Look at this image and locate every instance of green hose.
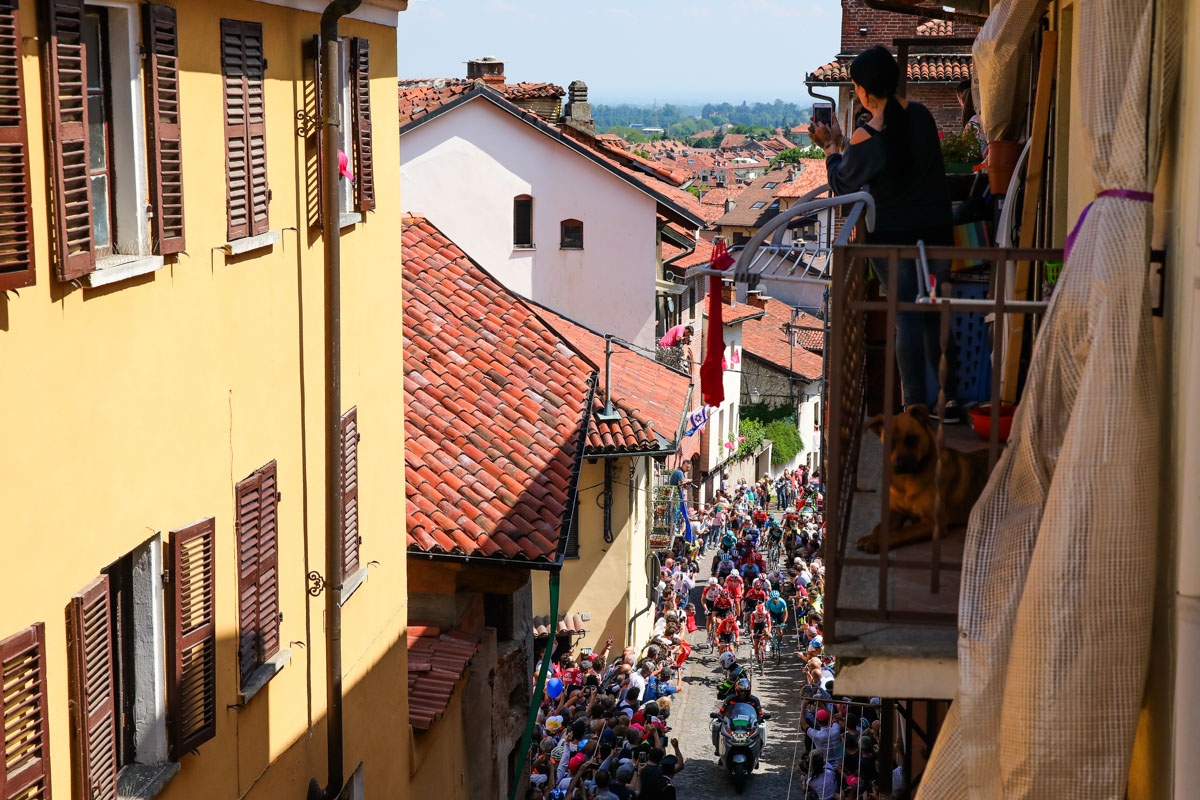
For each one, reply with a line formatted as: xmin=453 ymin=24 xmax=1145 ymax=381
xmin=509 ymin=570 xmax=559 ymax=800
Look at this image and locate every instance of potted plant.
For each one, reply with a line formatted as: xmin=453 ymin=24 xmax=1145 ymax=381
xmin=941 ymin=133 xmax=984 ymax=175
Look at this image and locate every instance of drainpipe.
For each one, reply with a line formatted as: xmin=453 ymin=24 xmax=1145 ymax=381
xmin=321 ymin=3 xmax=359 ymax=799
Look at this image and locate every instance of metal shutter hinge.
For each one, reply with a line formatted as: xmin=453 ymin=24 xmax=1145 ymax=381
xmin=161 ymin=569 xmax=170 ymax=585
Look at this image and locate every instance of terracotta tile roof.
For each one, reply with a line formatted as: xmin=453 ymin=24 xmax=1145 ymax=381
xmin=403 ymin=215 xmax=595 ymax=564
xmin=714 ymin=167 xmax=797 ymax=229
xmin=690 ymin=129 xmax=718 ymax=140
xmin=664 ymin=236 xmax=715 ymax=272
xmin=733 ymin=296 xmax=824 ymax=380
xmin=532 ymin=305 xmax=692 ymax=454
xmin=408 ymin=624 xmax=481 ymax=731
xmin=719 ymin=133 xmax=748 ymax=150
xmin=774 ymin=159 xmax=830 ymax=198
xmin=398 ymin=78 xmax=565 ymax=125
xmin=571 ymin=137 xmax=706 ymax=223
xmin=708 ymin=303 xmax=767 ymax=325
xmin=807 ymin=54 xmax=973 ymax=84
xmin=916 ymin=19 xmax=955 ymax=36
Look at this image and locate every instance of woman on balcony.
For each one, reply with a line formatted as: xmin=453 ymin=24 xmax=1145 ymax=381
xmin=811 ymin=45 xmax=959 ymax=419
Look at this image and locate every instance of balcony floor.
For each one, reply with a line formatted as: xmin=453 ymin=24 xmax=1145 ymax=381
xmin=829 ymin=424 xmax=993 ymax=660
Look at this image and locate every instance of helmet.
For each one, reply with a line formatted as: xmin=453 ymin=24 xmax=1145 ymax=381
xmin=708 ymin=577 xmax=718 ymax=586
xmin=756 ymin=603 xmax=766 ymax=614
xmin=719 ymin=652 xmax=738 ymax=670
xmin=734 ymin=677 xmax=751 ymax=698
xmin=771 ymin=590 xmax=781 ymax=599
xmin=754 ymin=578 xmax=764 ymax=589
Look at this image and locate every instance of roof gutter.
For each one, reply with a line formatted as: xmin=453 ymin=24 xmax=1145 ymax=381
xmin=553 ymin=371 xmax=599 ymax=566
xmin=318 ymin=3 xmax=359 ymax=800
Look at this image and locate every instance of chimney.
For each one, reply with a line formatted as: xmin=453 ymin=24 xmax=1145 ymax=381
xmin=747 ymin=290 xmax=768 ymax=310
xmin=724 ymin=199 xmax=736 ymax=213
xmin=563 ymin=80 xmax=594 ymax=135
xmin=466 ymin=56 xmax=505 ymax=87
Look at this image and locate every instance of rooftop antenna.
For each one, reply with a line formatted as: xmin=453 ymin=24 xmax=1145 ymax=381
xmin=595 ymin=334 xmax=622 ymax=422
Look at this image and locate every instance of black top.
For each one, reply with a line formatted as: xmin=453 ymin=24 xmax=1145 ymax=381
xmin=826 ymin=101 xmax=952 ymax=236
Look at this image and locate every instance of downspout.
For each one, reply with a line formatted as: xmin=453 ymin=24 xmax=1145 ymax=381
xmin=320 ymin=3 xmax=359 ymax=799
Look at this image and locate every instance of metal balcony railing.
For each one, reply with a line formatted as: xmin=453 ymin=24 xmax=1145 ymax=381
xmin=823 ymin=218 xmax=1060 ymax=644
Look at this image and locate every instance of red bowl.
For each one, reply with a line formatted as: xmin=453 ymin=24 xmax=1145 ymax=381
xmin=968 ymin=404 xmax=1016 ymax=442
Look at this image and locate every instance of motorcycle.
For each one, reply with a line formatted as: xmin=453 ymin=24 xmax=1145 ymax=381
xmin=710 ymin=704 xmax=770 ymax=793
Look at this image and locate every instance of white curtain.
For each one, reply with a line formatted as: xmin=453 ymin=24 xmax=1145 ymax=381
xmin=972 ymin=0 xmax=1049 ymax=142
xmin=917 ymin=0 xmax=1181 ymax=798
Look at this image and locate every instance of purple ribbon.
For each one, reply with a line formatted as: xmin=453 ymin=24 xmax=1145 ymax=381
xmin=1064 ymin=189 xmax=1154 ymax=260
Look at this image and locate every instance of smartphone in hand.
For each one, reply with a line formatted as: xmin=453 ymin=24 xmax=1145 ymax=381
xmin=812 ymin=102 xmax=833 ymax=127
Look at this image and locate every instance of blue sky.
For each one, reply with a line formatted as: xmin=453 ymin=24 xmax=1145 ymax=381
xmin=400 ymin=0 xmax=841 ymax=106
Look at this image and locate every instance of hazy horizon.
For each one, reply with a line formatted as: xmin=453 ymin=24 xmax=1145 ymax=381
xmin=400 ymin=0 xmax=841 ymax=107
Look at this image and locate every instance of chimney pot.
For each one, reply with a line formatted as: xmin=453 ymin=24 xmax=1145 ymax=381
xmin=467 ymin=56 xmax=505 ymax=86
xmin=724 ymin=199 xmax=735 ymax=213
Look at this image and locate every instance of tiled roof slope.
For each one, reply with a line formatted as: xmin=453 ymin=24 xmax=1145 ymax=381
xmin=774 ymin=159 xmax=830 ymax=198
xmin=408 ymin=624 xmax=481 ymax=730
xmin=916 ymin=19 xmax=954 ymax=36
xmin=714 ymin=167 xmax=794 ymax=228
xmin=532 ymin=305 xmax=692 ymax=454
xmin=735 ymin=296 xmax=824 ymax=380
xmin=720 ymin=133 xmax=747 ymax=150
xmin=664 ymin=236 xmax=715 ymax=272
xmin=398 ymin=78 xmax=565 ymax=125
xmin=808 ymin=54 xmax=972 ymax=84
xmin=403 ymin=214 xmax=595 ymax=563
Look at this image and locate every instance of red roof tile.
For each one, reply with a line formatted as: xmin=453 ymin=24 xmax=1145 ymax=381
xmin=407 ymin=624 xmax=481 ymax=730
xmin=403 ymin=215 xmax=594 ymax=563
xmin=774 ymin=159 xmax=830 ymax=198
xmin=807 ymin=54 xmax=973 ymax=84
xmin=664 ymin=236 xmax=716 ymax=272
xmin=916 ymin=19 xmax=955 ymax=36
xmin=398 ymin=78 xmax=565 ymax=125
xmin=719 ymin=133 xmax=748 ymax=150
xmin=734 ymin=296 xmax=824 ymax=380
xmin=533 ymin=306 xmax=692 ymax=454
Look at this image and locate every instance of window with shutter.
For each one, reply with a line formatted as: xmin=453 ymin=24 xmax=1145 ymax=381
xmin=166 ymin=518 xmax=216 ymax=758
xmin=340 ymin=407 xmax=360 ymax=579
xmin=40 ymin=0 xmax=95 ymax=281
xmin=66 ymin=576 xmax=118 ymax=800
xmin=307 ymin=35 xmax=324 ymax=230
xmin=0 ymin=623 xmax=52 ymax=800
xmin=0 ymin=0 xmax=33 ymax=291
xmin=350 ymin=38 xmax=373 ymax=213
xmin=142 ymin=3 xmax=185 ymax=255
xmin=220 ymin=19 xmax=268 ymax=241
xmin=236 ymin=461 xmax=280 ymax=692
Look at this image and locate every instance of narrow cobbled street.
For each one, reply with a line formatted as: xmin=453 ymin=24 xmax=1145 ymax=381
xmin=671 ymin=553 xmax=812 ymax=799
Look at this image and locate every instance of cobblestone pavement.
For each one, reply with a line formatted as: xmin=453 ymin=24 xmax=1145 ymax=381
xmin=670 ymin=545 xmax=812 ymax=799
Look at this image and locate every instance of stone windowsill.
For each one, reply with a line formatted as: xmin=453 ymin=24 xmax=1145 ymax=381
xmin=116 ymin=761 xmax=180 ymax=800
xmin=339 ymin=566 xmax=368 ymax=606
xmin=238 ymin=648 xmax=291 ymax=706
xmin=513 ymin=245 xmax=536 ymax=251
xmin=340 ymin=212 xmax=365 ymax=229
xmin=223 ymin=230 xmax=282 ymax=256
xmin=83 ymin=255 xmax=166 ymax=288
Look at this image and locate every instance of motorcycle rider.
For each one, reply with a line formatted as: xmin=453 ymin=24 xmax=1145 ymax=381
xmin=715 ymin=651 xmax=750 ymax=700
xmin=712 ymin=678 xmax=768 ymax=758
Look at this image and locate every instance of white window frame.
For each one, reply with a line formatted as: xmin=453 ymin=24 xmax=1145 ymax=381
xmin=83 ymin=0 xmax=162 ymax=287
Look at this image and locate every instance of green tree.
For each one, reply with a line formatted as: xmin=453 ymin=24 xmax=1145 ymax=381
xmin=765 ymin=420 xmax=803 ymax=466
xmin=730 ymin=418 xmax=766 ymax=462
xmin=605 ymin=125 xmax=648 ymax=144
xmin=771 ymin=146 xmax=826 ymax=167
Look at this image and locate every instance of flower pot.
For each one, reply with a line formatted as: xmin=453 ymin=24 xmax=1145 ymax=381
xmin=987 ymin=140 xmax=1022 ymax=195
xmin=968 ymin=404 xmax=1016 ymax=442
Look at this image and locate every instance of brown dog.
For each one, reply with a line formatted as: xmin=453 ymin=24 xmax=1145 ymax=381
xmin=856 ymin=405 xmax=990 ymax=553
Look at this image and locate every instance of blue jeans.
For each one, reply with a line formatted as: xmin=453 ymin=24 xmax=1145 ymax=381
xmin=870 ymin=233 xmax=958 ymax=409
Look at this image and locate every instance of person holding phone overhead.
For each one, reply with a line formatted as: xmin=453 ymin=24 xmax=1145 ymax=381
xmin=810 ymin=45 xmax=961 ymax=420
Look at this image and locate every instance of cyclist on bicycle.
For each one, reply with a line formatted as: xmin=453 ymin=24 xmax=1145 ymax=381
xmin=714 ymin=613 xmax=740 ymax=654
xmin=766 ymin=590 xmax=789 ymax=629
xmin=715 ymin=552 xmax=735 ymax=580
xmin=752 ymin=507 xmax=769 ymax=528
xmin=711 ymin=588 xmax=734 ymax=622
xmin=743 ymin=580 xmax=768 ymax=616
xmin=750 ymin=603 xmax=771 ymax=660
xmin=725 ymin=569 xmax=744 ymax=617
xmin=701 ymin=578 xmax=722 ymax=633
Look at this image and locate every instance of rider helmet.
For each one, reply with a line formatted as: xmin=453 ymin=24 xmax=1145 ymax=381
xmin=718 ymin=652 xmax=738 ymax=671
xmin=708 ymin=577 xmax=718 ymax=586
xmin=756 ymin=603 xmax=766 ymax=614
xmin=770 ymin=590 xmax=781 ymax=599
xmin=734 ymin=678 xmax=751 ymax=700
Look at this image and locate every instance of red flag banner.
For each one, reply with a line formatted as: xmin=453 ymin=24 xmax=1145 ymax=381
xmin=700 ymin=240 xmax=734 ymax=406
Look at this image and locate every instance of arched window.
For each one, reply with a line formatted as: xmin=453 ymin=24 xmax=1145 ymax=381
xmin=560 ymin=219 xmax=583 ymax=249
xmin=513 ymin=195 xmax=533 ymax=248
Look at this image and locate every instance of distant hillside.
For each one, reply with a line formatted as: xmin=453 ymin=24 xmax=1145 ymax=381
xmin=593 ymin=100 xmax=811 ymax=140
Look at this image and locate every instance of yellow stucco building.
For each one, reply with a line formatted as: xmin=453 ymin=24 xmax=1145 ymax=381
xmin=0 ymin=1 xmax=408 ymax=799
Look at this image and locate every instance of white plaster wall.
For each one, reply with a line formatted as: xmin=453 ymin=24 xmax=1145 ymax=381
xmin=705 ymin=323 xmax=745 ymax=473
xmin=400 ymin=99 xmax=660 ymax=347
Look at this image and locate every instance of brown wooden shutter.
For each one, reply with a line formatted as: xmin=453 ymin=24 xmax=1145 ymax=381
xmin=0 ymin=623 xmax=52 ymax=800
xmin=40 ymin=0 xmax=94 ymax=281
xmin=340 ymin=407 xmax=360 ymax=577
xmin=142 ymin=3 xmax=185 ymax=255
xmin=0 ymin=0 xmax=34 ymax=291
xmin=166 ymin=518 xmax=217 ymax=757
xmin=235 ymin=468 xmax=262 ymax=686
xmin=255 ymin=462 xmax=280 ymax=663
xmin=308 ymin=35 xmax=324 ymax=230
xmin=220 ymin=20 xmax=267 ymax=241
xmin=236 ymin=461 xmax=280 ymax=688
xmin=65 ymin=577 xmax=117 ymax=800
xmin=350 ymin=37 xmax=373 ymax=213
